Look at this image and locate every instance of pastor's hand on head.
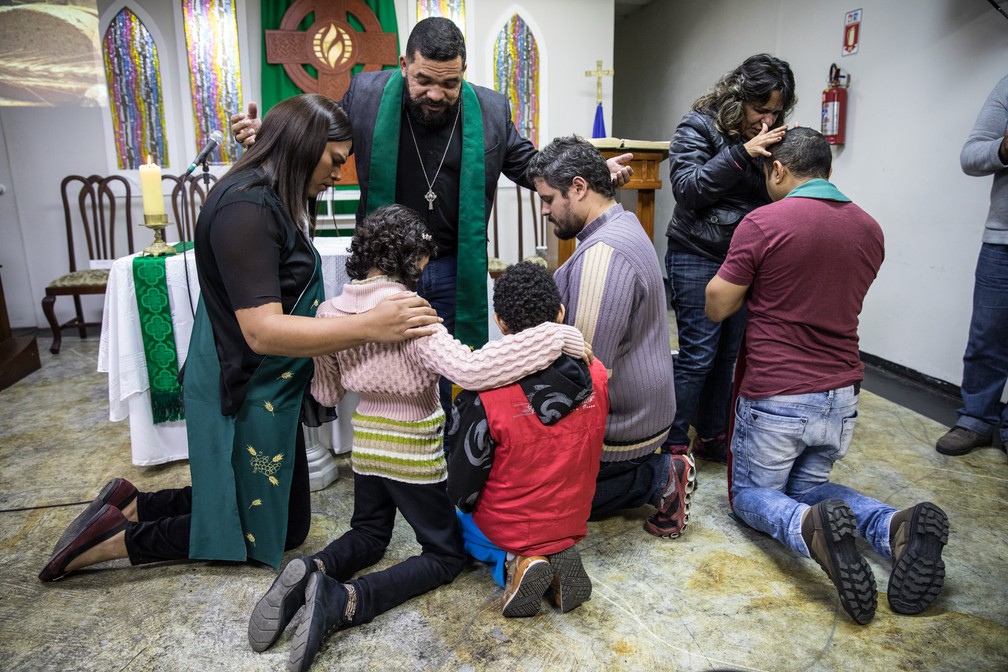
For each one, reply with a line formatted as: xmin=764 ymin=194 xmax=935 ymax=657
xmin=607 ymin=153 xmax=633 ymax=187
xmin=230 ymin=102 xmax=260 ymax=147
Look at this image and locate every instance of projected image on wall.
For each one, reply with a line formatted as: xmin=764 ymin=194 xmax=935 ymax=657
xmin=0 ymin=0 xmax=105 ymax=107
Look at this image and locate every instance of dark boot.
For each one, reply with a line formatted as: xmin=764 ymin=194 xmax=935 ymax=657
xmin=288 ymin=573 xmax=353 ymax=672
xmin=887 ymin=502 xmax=949 ymax=615
xmin=801 ymin=499 xmax=877 ymax=625
xmin=248 ymin=556 xmax=318 ymax=652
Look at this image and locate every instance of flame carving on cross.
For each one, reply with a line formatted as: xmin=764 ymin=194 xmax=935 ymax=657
xmin=265 ymin=0 xmax=399 ymax=101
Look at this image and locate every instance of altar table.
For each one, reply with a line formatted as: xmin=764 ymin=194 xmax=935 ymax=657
xmin=98 ymin=237 xmax=357 ymax=489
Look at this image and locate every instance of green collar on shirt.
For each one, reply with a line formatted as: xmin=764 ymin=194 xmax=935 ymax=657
xmin=785 ymin=178 xmax=851 ymax=202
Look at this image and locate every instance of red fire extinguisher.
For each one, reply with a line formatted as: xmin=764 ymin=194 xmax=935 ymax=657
xmin=821 ymin=64 xmax=849 ymax=145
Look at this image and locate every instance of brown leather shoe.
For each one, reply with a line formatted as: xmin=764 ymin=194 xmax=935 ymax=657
xmin=801 ymin=499 xmax=877 ymax=625
xmin=935 ymin=427 xmax=991 ymax=456
xmin=39 ymin=503 xmax=128 ymax=581
xmin=502 ymin=555 xmax=551 ymax=618
xmin=887 ymin=502 xmax=948 ymax=615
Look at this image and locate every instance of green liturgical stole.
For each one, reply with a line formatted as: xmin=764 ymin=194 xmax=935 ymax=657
xmin=368 ymin=71 xmax=488 ymax=348
xmin=132 ymin=242 xmax=193 ymax=424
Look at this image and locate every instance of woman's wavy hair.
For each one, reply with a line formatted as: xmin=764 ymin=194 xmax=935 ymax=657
xmin=692 ymin=54 xmax=797 ymax=140
xmin=345 ymin=204 xmax=436 ymax=290
xmin=226 ymin=93 xmax=352 ymax=229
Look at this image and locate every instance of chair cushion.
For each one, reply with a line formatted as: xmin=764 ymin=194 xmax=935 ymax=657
xmin=47 ymin=269 xmax=109 ymax=289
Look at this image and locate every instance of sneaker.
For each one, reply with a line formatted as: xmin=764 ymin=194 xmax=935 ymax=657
xmin=935 ymin=426 xmax=991 ymax=456
xmin=660 ymin=442 xmax=690 ymax=456
xmin=546 ymin=546 xmax=591 ymax=613
xmin=643 ymin=453 xmax=696 ymax=539
xmin=502 ymin=555 xmax=551 ymax=618
xmin=887 ymin=502 xmax=949 ymax=615
xmin=288 ymin=573 xmax=350 ymax=672
xmin=248 ymin=556 xmax=317 ymax=652
xmin=801 ymin=499 xmax=877 ymax=625
xmin=692 ymin=433 xmax=729 ymax=465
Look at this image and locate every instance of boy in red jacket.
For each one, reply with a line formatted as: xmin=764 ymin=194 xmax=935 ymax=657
xmin=446 ymin=261 xmax=609 ymax=617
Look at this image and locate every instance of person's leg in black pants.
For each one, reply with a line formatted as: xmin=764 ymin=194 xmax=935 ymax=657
xmin=311 ymin=472 xmax=397 ymax=580
xmin=590 ymin=454 xmax=666 ymax=520
xmin=345 ymin=478 xmax=465 ymax=624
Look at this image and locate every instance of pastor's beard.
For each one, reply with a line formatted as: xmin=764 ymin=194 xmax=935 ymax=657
xmin=405 ymin=92 xmax=460 ymax=127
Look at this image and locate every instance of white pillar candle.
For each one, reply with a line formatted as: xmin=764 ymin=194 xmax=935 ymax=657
xmin=139 ymin=156 xmax=164 ymax=216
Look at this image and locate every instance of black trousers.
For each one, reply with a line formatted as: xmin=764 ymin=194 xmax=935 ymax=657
xmin=312 ymin=472 xmax=466 ymax=624
xmin=589 ymin=453 xmax=665 ymax=520
xmin=123 ymin=431 xmax=310 ymax=564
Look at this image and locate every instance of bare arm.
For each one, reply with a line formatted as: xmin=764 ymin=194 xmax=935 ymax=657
xmin=705 ymin=275 xmax=749 ymax=323
xmin=235 ymin=292 xmax=439 ymax=357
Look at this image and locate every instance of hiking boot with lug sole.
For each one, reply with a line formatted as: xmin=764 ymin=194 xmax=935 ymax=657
xmin=802 ymin=499 xmax=877 ymax=625
xmin=887 ymin=502 xmax=949 ymax=615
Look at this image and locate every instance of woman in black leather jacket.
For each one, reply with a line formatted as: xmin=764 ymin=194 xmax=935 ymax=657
xmin=663 ymin=54 xmax=796 ymax=467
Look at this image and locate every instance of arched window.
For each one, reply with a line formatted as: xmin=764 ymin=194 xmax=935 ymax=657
xmin=493 ymin=13 xmax=539 ymax=148
xmin=415 ymin=0 xmax=466 ymax=38
xmin=103 ymin=8 xmax=168 ymax=169
xmin=181 ymin=0 xmax=242 ymax=165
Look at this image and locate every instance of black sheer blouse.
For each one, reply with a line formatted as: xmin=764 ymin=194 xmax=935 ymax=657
xmin=192 ymin=168 xmax=316 ymax=415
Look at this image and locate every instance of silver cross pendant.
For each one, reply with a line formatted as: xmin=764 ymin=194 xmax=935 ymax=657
xmin=424 ymin=189 xmax=437 ymax=211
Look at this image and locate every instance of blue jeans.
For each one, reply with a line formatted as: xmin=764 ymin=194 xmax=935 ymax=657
xmin=957 ymin=243 xmax=1008 ymax=443
xmin=665 ymin=248 xmax=747 ymax=446
xmin=416 ymin=256 xmax=458 ymax=415
xmin=730 ymin=386 xmax=896 ymax=559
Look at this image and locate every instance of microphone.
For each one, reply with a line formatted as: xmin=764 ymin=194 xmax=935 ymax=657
xmin=183 ymin=130 xmax=224 ymax=177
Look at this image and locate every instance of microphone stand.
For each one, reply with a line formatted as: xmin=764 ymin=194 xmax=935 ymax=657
xmin=200 ymin=158 xmax=212 ymax=191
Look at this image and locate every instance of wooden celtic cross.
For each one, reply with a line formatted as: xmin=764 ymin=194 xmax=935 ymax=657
xmin=265 ymin=0 xmax=398 ymax=101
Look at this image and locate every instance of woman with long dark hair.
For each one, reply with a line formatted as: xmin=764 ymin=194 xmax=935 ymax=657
xmin=657 ymin=54 xmax=796 ymax=537
xmin=40 ymin=94 xmax=441 ymax=580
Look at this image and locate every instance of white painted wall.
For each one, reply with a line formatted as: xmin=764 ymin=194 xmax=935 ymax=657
xmin=614 ymin=0 xmax=1008 ymax=387
xmin=0 ymin=0 xmax=613 ymax=333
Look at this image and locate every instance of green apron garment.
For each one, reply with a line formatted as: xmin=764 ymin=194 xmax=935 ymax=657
xmin=367 ymin=71 xmax=488 ymax=348
xmin=185 ymin=247 xmax=324 ymax=568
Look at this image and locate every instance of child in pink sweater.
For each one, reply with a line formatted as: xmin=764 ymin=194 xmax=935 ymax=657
xmin=248 ymin=204 xmax=587 ymax=671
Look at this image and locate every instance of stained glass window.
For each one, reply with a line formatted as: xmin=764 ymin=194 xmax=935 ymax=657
xmin=493 ymin=14 xmax=539 ymax=148
xmin=415 ymin=0 xmax=465 ymax=38
xmin=181 ymin=0 xmax=242 ymax=165
xmin=103 ymin=8 xmax=168 ymax=169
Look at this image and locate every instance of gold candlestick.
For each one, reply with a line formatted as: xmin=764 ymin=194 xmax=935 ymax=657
xmin=142 ymin=213 xmax=177 ymax=257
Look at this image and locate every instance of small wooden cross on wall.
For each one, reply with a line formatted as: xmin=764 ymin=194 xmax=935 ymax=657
xmin=585 ymin=60 xmax=614 ymax=104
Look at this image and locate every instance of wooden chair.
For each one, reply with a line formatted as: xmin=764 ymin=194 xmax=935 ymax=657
xmin=42 ymin=174 xmax=135 ymax=354
xmin=162 ymin=172 xmax=218 ymax=242
xmin=488 ymin=184 xmax=545 ymax=278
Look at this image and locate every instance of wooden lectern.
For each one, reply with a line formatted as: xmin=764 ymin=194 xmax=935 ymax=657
xmin=550 ymin=139 xmax=669 ymax=267
xmin=0 ymin=267 xmax=40 ymax=391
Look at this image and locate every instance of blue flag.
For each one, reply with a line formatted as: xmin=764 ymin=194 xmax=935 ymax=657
xmin=592 ymin=102 xmax=606 ymax=138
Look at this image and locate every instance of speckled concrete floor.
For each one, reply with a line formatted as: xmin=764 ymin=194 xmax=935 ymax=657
xmin=1 ymin=337 xmax=1006 ymax=671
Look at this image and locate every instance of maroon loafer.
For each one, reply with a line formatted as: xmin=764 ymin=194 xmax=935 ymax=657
xmin=39 ymin=503 xmax=128 ymax=582
xmin=51 ymin=478 xmax=137 ymax=555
